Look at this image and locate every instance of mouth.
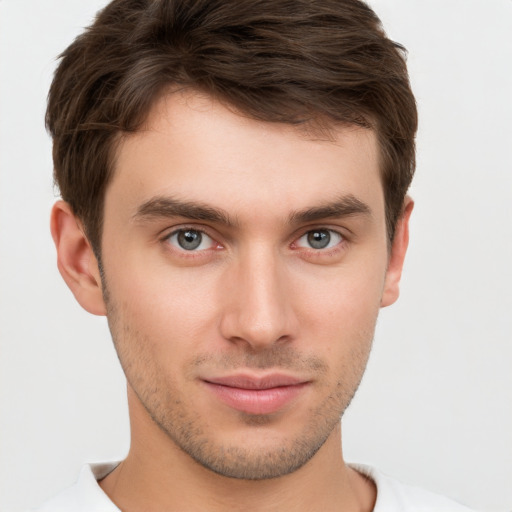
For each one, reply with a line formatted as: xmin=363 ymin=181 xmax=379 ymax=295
xmin=202 ymin=373 xmax=310 ymax=415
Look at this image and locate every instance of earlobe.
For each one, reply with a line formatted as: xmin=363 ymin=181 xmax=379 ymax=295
xmin=50 ymin=200 xmax=107 ymax=316
xmin=380 ymin=197 xmax=414 ymax=308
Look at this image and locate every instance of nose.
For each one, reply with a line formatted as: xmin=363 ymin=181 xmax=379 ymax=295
xmin=219 ymin=247 xmax=296 ymax=350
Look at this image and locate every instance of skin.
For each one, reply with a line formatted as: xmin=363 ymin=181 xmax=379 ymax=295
xmin=51 ymin=90 xmax=412 ymax=512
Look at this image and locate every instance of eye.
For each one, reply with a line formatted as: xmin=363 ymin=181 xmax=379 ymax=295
xmin=296 ymin=229 xmax=343 ymax=250
xmin=166 ymin=229 xmax=216 ymax=251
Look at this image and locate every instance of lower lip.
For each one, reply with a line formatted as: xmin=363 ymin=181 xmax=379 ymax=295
xmin=204 ymin=382 xmax=308 ymax=415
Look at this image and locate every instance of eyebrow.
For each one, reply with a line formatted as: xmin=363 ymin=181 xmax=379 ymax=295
xmin=289 ymin=194 xmax=372 ymax=224
xmin=133 ymin=196 xmax=237 ymax=227
xmin=133 ymin=193 xmax=371 ymax=227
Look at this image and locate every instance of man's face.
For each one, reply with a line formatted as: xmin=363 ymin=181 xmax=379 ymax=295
xmin=99 ymin=91 xmax=395 ymax=479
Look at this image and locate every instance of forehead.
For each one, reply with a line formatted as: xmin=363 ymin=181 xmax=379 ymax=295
xmin=107 ymin=90 xmax=384 ymax=223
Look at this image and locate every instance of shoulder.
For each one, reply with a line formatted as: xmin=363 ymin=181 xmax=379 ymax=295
xmin=350 ymin=464 xmax=479 ymax=512
xmin=31 ymin=463 xmax=120 ymax=512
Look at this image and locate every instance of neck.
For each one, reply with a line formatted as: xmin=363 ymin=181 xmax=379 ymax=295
xmin=99 ymin=389 xmax=375 ymax=512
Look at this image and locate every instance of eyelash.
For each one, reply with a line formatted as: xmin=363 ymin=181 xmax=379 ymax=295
xmin=161 ymin=226 xmax=347 ymax=259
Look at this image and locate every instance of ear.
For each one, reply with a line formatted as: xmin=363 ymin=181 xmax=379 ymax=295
xmin=381 ymin=197 xmax=414 ymax=308
xmin=50 ymin=200 xmax=106 ymax=316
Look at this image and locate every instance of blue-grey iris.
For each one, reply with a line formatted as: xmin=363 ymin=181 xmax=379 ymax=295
xmin=177 ymin=230 xmax=202 ymax=250
xmin=307 ymin=230 xmax=330 ymax=249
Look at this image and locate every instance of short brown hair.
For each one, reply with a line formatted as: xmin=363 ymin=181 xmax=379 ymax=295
xmin=46 ymin=0 xmax=417 ymax=254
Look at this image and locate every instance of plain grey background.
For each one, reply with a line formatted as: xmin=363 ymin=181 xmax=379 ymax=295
xmin=1 ymin=1 xmax=511 ymax=511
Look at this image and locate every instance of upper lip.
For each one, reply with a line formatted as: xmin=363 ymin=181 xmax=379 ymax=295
xmin=203 ymin=373 xmax=307 ymax=390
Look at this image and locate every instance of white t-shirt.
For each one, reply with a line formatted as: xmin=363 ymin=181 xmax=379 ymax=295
xmin=33 ymin=462 xmax=477 ymax=511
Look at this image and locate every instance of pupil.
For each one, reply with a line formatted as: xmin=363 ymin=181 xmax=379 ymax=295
xmin=307 ymin=230 xmax=330 ymax=249
xmin=178 ymin=230 xmax=202 ymax=250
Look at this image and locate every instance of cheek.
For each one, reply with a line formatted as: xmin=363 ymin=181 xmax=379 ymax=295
xmin=105 ymin=258 xmax=223 ymax=352
xmin=294 ymin=259 xmax=386 ymax=329
xmin=289 ymin=257 xmax=386 ymax=378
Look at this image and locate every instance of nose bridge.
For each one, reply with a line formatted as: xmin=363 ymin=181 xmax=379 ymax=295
xmin=221 ymin=243 xmax=293 ymax=348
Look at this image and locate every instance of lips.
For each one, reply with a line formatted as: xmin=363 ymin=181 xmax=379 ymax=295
xmin=202 ymin=373 xmax=309 ymax=415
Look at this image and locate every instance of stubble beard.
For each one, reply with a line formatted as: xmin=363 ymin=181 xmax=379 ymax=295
xmin=150 ymin=373 xmax=359 ymax=480
xmin=103 ymin=281 xmax=374 ymax=481
xmin=132 ymin=363 xmax=365 ymax=480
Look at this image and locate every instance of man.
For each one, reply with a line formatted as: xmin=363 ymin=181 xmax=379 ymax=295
xmin=37 ymin=0 xmax=476 ymax=510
